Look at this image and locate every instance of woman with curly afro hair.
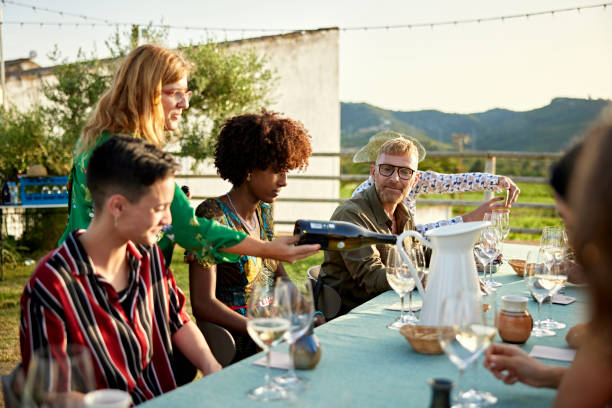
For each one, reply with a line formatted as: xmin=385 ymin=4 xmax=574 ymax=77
xmin=186 ymin=110 xmax=312 ymax=362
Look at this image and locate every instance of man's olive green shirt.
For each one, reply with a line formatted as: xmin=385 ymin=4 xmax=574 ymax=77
xmin=320 ymin=185 xmax=415 ymax=314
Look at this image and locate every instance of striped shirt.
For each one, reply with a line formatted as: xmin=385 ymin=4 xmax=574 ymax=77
xmin=20 ymin=230 xmax=190 ymax=404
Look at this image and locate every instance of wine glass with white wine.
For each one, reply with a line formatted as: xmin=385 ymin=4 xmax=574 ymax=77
xmin=273 ymin=277 xmax=314 ymax=392
xmin=438 ymin=292 xmax=496 ymax=407
xmin=246 ymin=279 xmax=291 ymax=401
xmin=386 ymin=246 xmax=417 ymax=329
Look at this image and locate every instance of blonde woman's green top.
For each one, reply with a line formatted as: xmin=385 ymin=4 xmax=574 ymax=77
xmin=59 ymin=132 xmax=245 ymax=264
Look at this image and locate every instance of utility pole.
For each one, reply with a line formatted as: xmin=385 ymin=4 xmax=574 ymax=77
xmin=0 ymin=3 xmax=6 ymax=108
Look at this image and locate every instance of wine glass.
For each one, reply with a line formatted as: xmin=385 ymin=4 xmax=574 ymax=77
xmin=22 ymin=344 xmax=96 ymax=408
xmin=246 ymin=279 xmax=291 ymax=401
xmin=474 ymin=231 xmax=499 ymax=288
xmin=462 ymin=291 xmax=499 ymax=406
xmin=525 ymin=249 xmax=556 ymax=337
xmin=438 ymin=292 xmax=496 ymax=407
xmin=386 ymin=246 xmax=417 ymax=329
xmin=540 ymin=226 xmax=564 ymax=250
xmin=540 ymin=251 xmax=569 ymax=331
xmin=483 ymin=213 xmax=503 ymax=288
xmin=273 ymin=277 xmax=314 ymax=391
xmin=495 ymin=210 xmax=510 ymax=240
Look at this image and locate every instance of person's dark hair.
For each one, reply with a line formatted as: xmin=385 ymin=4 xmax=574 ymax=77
xmin=549 ymin=143 xmax=583 ymax=201
xmin=214 ymin=110 xmax=312 ymax=186
xmin=87 ymin=135 xmax=178 ymax=210
xmin=570 ymin=112 xmax=612 ymax=342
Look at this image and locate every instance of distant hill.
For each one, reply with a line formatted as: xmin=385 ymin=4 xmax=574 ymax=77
xmin=341 ymin=98 xmax=610 ymax=152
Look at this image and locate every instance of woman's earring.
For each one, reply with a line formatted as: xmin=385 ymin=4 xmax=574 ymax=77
xmin=247 ymin=174 xmax=251 ymax=182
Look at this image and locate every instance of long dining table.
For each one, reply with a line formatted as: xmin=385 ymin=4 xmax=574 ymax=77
xmin=142 ymin=243 xmax=588 ymax=407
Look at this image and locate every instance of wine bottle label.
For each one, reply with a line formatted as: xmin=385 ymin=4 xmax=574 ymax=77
xmin=309 ymin=222 xmax=335 ymax=230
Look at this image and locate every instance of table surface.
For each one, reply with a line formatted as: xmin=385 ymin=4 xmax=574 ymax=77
xmin=142 ymin=243 xmax=587 ymax=408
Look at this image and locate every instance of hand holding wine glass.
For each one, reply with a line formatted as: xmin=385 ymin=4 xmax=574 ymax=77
xmin=273 ymin=277 xmax=314 ymax=391
xmin=246 ymin=279 xmax=291 ymax=401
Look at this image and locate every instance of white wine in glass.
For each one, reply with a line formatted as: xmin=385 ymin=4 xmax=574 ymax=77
xmin=438 ymin=292 xmax=494 ymax=407
xmin=246 ymin=280 xmax=290 ymax=401
xmin=273 ymin=277 xmax=314 ymax=391
xmin=386 ymin=246 xmax=417 ymax=329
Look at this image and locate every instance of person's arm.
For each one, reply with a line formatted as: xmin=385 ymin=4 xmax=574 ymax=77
xmin=220 ymin=234 xmax=320 ymax=263
xmin=484 ymin=343 xmax=565 ymax=388
xmin=553 ymin=335 xmax=612 ymax=407
xmin=172 ymin=321 xmax=221 ymax=376
xmin=189 ymin=261 xmax=248 ymax=334
xmin=416 ymin=171 xmax=520 ymax=205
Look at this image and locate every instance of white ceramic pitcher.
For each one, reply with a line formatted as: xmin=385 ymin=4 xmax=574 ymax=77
xmin=396 ymin=221 xmax=490 ymax=326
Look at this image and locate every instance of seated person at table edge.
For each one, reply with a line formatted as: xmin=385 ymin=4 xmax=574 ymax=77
xmin=320 ymin=137 xmax=418 ymax=315
xmin=20 ymin=136 xmax=220 ymax=404
xmin=187 ymin=110 xmax=312 ymax=362
xmin=484 ymin=114 xmax=612 ymax=407
xmin=352 ymin=130 xmax=520 ymax=234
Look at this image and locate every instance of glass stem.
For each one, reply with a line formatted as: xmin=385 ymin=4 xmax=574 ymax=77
xmin=547 ymin=295 xmax=553 ymax=321
xmin=536 ymin=299 xmax=543 ymax=327
xmin=456 ymin=367 xmax=466 ymax=404
xmin=399 ymin=295 xmax=405 ymax=322
xmin=265 ymin=348 xmax=271 ymax=388
xmin=408 ymin=291 xmax=414 ymax=319
xmin=287 ymin=341 xmax=297 ymax=380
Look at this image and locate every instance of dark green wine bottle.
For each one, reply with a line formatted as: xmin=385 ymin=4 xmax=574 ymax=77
xmin=293 ymin=220 xmax=397 ymax=251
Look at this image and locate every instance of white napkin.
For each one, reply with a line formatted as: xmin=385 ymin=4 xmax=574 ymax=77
xmin=552 ymin=294 xmax=576 ymax=305
xmin=385 ymin=299 xmax=422 ymax=312
xmin=253 ymin=351 xmax=291 ymax=370
xmin=529 ymin=345 xmax=576 ymax=362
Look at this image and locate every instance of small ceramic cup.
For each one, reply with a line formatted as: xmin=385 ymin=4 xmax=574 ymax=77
xmin=497 ymin=295 xmax=533 ymax=344
xmin=83 ymin=389 xmax=132 ymax=408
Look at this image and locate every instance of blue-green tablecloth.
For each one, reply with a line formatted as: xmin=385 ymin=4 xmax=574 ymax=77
xmin=142 ymin=243 xmax=588 ymax=407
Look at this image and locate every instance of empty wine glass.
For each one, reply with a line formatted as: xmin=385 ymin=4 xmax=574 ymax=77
xmin=493 ymin=210 xmax=510 ymax=240
xmin=438 ymin=292 xmax=496 ymax=407
xmin=474 ymin=230 xmax=499 ymax=288
xmin=22 ymin=344 xmax=96 ymax=408
xmin=246 ymin=279 xmax=291 ymax=401
xmin=540 ymin=226 xmax=564 ymax=250
xmin=273 ymin=277 xmax=314 ymax=391
xmin=386 ymin=246 xmax=417 ymax=329
xmin=483 ymin=213 xmax=503 ymax=288
xmin=525 ymin=249 xmax=556 ymax=337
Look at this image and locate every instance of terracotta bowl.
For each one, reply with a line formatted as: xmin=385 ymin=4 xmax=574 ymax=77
xmin=508 ymin=259 xmax=526 ymax=277
xmin=400 ymin=325 xmax=452 ymax=355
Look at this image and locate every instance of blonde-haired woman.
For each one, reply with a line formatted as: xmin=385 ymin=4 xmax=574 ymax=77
xmin=60 ymin=44 xmax=318 ymax=266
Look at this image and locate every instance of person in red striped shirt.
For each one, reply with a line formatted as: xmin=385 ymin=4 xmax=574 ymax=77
xmin=20 ymin=136 xmax=220 ymax=404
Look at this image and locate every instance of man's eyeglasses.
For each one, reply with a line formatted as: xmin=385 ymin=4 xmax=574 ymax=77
xmin=378 ymin=164 xmax=415 ymax=180
xmin=162 ymin=89 xmax=193 ymax=103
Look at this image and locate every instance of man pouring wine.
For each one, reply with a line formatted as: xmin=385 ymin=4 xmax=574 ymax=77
xmin=319 ymin=137 xmax=421 ymax=315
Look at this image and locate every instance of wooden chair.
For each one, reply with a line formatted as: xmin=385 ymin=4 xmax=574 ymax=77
xmin=195 ymin=319 xmax=237 ymax=367
xmin=1 ymin=364 xmax=22 ymax=408
xmin=307 ymin=265 xmax=342 ymax=320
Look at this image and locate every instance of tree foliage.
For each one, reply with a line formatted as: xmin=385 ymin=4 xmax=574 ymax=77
xmin=0 ymin=24 xmax=275 ymax=182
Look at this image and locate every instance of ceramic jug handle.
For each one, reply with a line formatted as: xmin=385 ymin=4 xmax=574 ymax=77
xmin=396 ymin=231 xmax=429 ymax=298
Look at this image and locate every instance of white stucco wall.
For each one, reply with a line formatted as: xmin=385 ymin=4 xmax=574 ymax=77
xmin=175 ymin=28 xmax=340 ymax=233
xmin=5 ymin=28 xmax=341 ymax=234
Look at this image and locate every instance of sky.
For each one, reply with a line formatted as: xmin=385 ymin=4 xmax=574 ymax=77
xmin=2 ymin=0 xmax=611 ymax=113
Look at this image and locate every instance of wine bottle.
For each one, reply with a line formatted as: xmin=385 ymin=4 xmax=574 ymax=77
xmin=428 ymin=378 xmax=452 ymax=408
xmin=293 ymin=220 xmax=397 ymax=251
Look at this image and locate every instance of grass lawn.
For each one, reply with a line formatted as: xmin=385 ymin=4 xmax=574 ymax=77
xmin=0 ymin=246 xmax=321 ymax=407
